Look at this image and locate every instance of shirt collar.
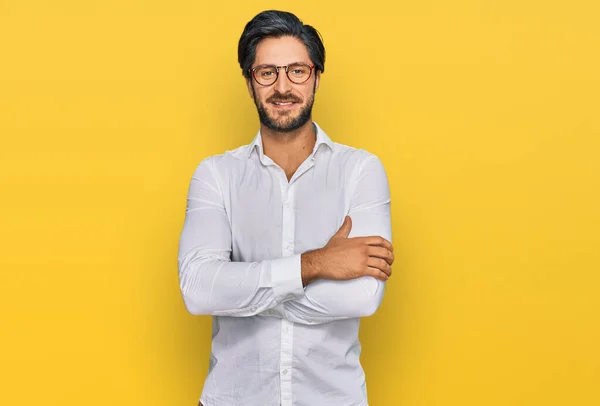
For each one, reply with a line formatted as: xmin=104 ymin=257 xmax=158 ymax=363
xmin=247 ymin=122 xmax=334 ymax=159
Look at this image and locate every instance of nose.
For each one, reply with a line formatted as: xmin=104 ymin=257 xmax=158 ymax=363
xmin=273 ymin=68 xmax=293 ymax=94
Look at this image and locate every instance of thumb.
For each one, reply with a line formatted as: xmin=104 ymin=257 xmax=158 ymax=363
xmin=333 ymin=216 xmax=352 ymax=238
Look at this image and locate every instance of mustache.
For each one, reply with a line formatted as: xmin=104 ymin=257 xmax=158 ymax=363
xmin=266 ymin=93 xmax=302 ymax=103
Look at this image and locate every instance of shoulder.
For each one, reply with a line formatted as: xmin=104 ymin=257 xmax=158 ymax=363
xmin=192 ymin=143 xmax=253 ymax=177
xmin=329 ymin=141 xmax=386 ymax=175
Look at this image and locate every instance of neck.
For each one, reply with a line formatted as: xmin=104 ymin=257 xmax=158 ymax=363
xmin=260 ymin=120 xmax=316 ymax=180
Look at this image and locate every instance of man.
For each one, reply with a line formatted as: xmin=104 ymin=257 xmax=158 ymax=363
xmin=178 ymin=10 xmax=394 ymax=406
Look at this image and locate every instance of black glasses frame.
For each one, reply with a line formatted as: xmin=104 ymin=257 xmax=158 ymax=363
xmin=249 ymin=63 xmax=315 ymax=86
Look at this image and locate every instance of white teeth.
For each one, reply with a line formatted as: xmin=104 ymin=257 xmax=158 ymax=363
xmin=274 ymin=102 xmax=293 ymax=105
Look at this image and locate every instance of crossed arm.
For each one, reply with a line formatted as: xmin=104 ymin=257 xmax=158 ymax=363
xmin=177 ymin=154 xmax=392 ymax=324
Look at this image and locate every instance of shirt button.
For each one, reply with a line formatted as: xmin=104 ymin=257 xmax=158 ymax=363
xmin=282 ymin=369 xmax=288 ymax=375
xmin=286 ymin=294 xmax=295 ymax=300
xmin=284 ymin=202 xmax=290 ymax=208
xmin=283 ymin=327 xmax=289 ymax=333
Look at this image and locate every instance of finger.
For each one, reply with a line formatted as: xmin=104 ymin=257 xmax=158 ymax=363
xmin=333 ymin=216 xmax=352 ymax=238
xmin=342 ymin=216 xmax=353 ymax=237
xmin=367 ymin=246 xmax=394 ymax=265
xmin=366 ymin=266 xmax=389 ymax=281
xmin=355 ymin=236 xmax=393 ymax=252
xmin=367 ymin=257 xmax=392 ymax=277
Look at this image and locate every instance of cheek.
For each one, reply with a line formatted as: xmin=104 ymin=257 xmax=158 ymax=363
xmin=255 ymin=89 xmax=271 ymax=104
xmin=300 ymin=89 xmax=314 ymax=104
xmin=250 ymin=82 xmax=267 ymax=101
xmin=300 ymin=83 xmax=316 ymax=100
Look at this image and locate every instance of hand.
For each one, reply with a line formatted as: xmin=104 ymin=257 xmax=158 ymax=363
xmin=301 ymin=216 xmax=394 ymax=286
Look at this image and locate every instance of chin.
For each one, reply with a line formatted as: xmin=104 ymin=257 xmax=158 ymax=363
xmin=257 ymin=100 xmax=313 ymax=133
xmin=267 ymin=113 xmax=298 ymax=125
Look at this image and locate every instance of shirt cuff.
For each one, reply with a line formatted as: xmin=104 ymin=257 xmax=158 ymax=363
xmin=271 ymin=254 xmax=305 ymax=304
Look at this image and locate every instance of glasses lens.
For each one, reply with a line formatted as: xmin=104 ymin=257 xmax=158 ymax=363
xmin=255 ymin=65 xmax=277 ymax=85
xmin=287 ymin=63 xmax=312 ymax=84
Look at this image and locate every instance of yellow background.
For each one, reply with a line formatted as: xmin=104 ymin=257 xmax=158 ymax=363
xmin=1 ymin=0 xmax=599 ymax=405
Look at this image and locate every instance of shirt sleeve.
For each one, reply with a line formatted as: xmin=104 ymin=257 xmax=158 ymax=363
xmin=271 ymin=153 xmax=392 ymax=324
xmin=177 ymin=157 xmax=305 ymax=317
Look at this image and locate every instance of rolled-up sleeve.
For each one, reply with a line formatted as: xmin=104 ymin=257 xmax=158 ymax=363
xmin=177 ymin=157 xmax=305 ymax=316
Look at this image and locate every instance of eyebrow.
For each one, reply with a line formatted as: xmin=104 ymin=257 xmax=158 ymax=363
xmin=253 ymin=61 xmax=309 ymax=67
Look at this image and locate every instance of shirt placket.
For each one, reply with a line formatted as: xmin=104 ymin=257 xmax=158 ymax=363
xmin=276 ymin=153 xmax=317 ymax=406
xmin=279 ymin=177 xmax=296 ymax=406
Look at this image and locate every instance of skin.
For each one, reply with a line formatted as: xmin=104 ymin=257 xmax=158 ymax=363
xmin=246 ymin=36 xmax=395 ymax=287
xmin=246 ymin=36 xmax=320 ymax=181
xmin=301 ymin=216 xmax=394 ymax=286
xmin=196 ymin=32 xmax=395 ymax=406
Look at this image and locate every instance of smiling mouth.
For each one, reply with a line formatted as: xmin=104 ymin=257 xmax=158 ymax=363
xmin=273 ymin=101 xmax=295 ymax=105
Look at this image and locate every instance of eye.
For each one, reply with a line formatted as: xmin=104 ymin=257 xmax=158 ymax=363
xmin=288 ymin=64 xmax=310 ymax=77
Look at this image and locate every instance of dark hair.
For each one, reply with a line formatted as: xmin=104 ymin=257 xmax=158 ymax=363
xmin=238 ymin=10 xmax=325 ymax=80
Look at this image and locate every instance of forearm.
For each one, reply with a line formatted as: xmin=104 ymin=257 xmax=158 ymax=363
xmin=259 ymin=250 xmax=386 ymax=325
xmin=179 ymin=251 xmax=304 ymax=316
xmin=281 ymin=277 xmax=385 ymax=324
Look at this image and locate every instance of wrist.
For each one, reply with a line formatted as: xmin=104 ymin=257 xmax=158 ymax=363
xmin=301 ymin=249 xmax=322 ymax=287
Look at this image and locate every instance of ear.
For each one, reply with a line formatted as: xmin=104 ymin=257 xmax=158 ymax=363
xmin=314 ymin=70 xmax=321 ymax=92
xmin=246 ymin=77 xmax=254 ymax=99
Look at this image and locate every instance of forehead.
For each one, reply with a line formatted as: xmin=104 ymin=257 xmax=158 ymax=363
xmin=254 ymin=36 xmax=311 ymax=66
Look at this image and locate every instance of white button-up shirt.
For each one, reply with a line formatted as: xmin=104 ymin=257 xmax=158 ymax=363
xmin=178 ymin=122 xmax=392 ymax=406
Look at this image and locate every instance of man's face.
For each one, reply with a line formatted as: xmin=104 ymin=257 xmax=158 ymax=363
xmin=247 ymin=36 xmax=320 ymax=133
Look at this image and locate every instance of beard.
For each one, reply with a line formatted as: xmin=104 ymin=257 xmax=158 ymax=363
xmin=252 ymin=84 xmax=315 ymax=133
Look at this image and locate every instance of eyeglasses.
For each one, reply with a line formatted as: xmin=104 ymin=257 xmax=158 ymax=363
xmin=249 ymin=63 xmax=315 ymax=86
